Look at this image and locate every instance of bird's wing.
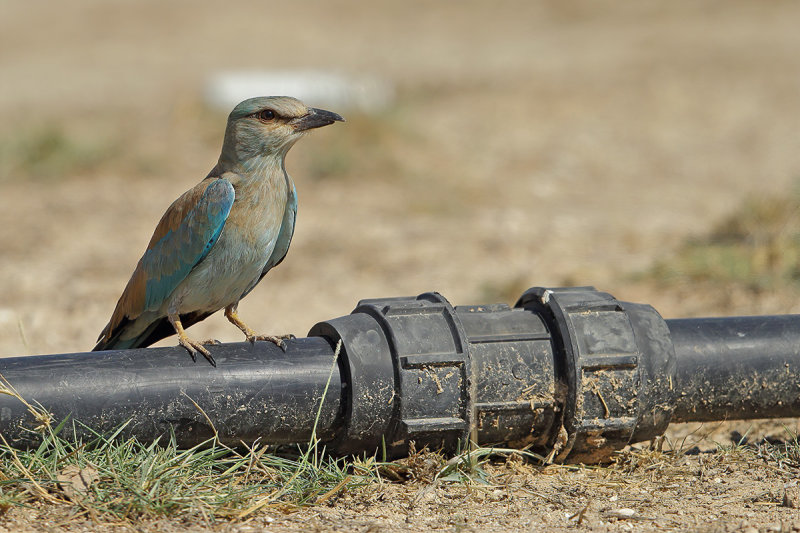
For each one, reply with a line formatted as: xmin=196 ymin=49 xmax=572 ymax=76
xmin=240 ymin=180 xmax=297 ymax=299
xmin=94 ymin=177 xmax=235 ymax=349
xmin=265 ymin=180 xmax=298 ymax=272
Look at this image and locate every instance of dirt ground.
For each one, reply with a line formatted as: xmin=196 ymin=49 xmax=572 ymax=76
xmin=2 ymin=1 xmax=800 ymax=531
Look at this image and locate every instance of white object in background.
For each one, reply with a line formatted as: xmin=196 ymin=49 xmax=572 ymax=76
xmin=205 ymin=70 xmax=394 ymax=113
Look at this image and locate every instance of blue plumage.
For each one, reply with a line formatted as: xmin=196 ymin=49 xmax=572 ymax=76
xmin=141 ymin=179 xmax=234 ymax=312
xmin=94 ymin=97 xmax=344 ymax=366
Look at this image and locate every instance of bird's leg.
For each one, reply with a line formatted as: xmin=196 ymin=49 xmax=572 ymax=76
xmin=168 ymin=312 xmax=216 ymax=367
xmin=224 ymin=304 xmax=294 ymax=351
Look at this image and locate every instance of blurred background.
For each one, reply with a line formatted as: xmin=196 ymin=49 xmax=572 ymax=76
xmin=1 ymin=0 xmax=800 ymax=358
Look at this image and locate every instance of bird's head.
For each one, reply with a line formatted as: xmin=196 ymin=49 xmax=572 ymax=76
xmin=219 ymin=96 xmax=344 ymax=171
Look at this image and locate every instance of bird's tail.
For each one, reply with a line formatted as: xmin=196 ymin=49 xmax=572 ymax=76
xmin=92 ymin=318 xmax=162 ymax=352
xmin=92 ymin=311 xmax=213 ymax=352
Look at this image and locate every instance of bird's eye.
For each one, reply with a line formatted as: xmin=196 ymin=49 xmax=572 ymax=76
xmin=257 ymin=109 xmax=276 ymax=122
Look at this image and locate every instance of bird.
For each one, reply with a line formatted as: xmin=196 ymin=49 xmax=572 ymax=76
xmin=93 ymin=96 xmax=344 ymax=366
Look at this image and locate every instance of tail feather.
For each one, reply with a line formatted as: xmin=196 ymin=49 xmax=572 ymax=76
xmin=92 ymin=311 xmax=214 ymax=352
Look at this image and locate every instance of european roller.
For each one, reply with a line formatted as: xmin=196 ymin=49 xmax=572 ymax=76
xmin=93 ymin=96 xmax=344 ymax=366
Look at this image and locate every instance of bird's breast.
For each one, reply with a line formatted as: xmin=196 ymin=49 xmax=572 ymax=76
xmin=227 ymin=176 xmax=289 ymax=250
xmin=169 ymin=174 xmax=289 ymax=313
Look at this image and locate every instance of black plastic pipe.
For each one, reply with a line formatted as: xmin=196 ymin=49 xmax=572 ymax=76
xmin=0 ymin=287 xmax=799 ymax=463
xmin=669 ymin=315 xmax=800 ymax=423
xmin=0 ymin=337 xmax=342 ymax=448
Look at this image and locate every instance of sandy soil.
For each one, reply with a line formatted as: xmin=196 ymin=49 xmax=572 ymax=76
xmin=1 ymin=1 xmax=800 ymax=530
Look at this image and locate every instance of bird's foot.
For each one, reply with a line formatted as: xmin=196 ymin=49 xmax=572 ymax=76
xmin=177 ymin=335 xmax=217 ymax=367
xmin=224 ymin=305 xmax=294 ymax=351
xmin=169 ymin=313 xmax=217 ymax=367
xmin=200 ymin=338 xmax=222 ymax=346
xmin=246 ymin=333 xmax=296 ymax=352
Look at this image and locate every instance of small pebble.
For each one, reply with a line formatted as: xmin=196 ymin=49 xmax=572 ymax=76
xmin=606 ymin=508 xmax=636 ymax=520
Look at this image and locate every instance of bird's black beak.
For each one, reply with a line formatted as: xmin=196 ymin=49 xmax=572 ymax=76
xmin=293 ymin=107 xmax=345 ymax=132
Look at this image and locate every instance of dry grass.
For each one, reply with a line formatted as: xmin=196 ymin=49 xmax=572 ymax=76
xmin=647 ymin=182 xmax=800 ymax=294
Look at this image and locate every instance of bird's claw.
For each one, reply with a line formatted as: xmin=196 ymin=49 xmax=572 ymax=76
xmin=178 ymin=336 xmax=217 ymax=367
xmin=201 ymin=338 xmax=222 ymax=346
xmin=247 ymin=333 xmax=295 ymax=352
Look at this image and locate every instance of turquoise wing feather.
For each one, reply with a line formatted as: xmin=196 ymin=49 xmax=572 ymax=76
xmin=265 ymin=181 xmax=297 ymax=271
xmin=141 ymin=178 xmax=235 ymax=311
xmin=93 ymin=177 xmax=235 ymax=351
